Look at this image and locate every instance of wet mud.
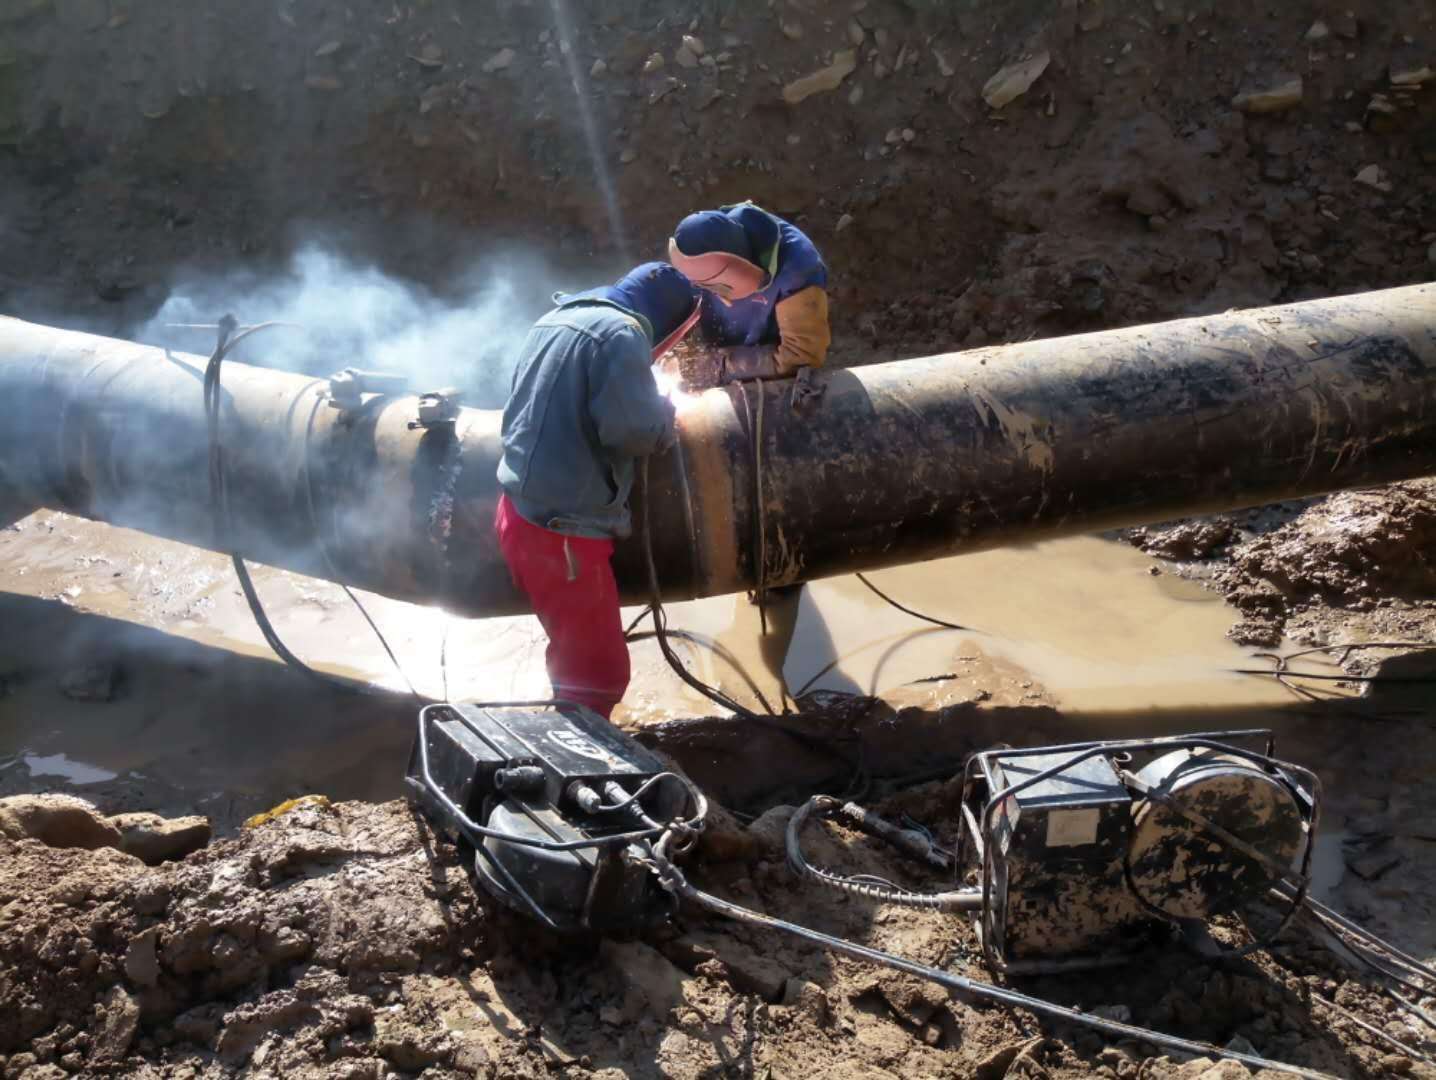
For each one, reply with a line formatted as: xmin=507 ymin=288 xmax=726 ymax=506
xmin=3 ymin=505 xmax=1436 ymax=1078
xmin=1129 ymin=479 xmax=1436 ymax=650
xmin=4 ymin=756 xmax=1435 ymax=1079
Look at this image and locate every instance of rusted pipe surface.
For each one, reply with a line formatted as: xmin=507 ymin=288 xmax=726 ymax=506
xmin=0 ymin=283 xmax=1432 ymax=616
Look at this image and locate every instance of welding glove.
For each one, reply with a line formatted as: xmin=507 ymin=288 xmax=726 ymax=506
xmin=655 ymin=411 xmax=678 ymax=453
xmin=772 ymin=286 xmax=832 ymax=374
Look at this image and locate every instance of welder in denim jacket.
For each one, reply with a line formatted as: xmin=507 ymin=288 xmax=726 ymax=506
xmin=667 ymin=202 xmax=831 ymax=389
xmin=495 ymin=262 xmax=700 ymax=719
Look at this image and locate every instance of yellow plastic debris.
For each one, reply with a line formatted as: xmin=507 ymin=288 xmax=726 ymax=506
xmin=243 ymin=794 xmax=332 ymax=830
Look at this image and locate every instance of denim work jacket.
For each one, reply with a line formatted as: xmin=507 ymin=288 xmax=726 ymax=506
xmin=497 ymin=298 xmax=675 ymax=539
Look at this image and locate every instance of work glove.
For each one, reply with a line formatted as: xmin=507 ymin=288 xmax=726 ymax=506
xmin=719 ymin=346 xmax=781 ymax=385
xmin=654 ymin=398 xmax=679 ymax=452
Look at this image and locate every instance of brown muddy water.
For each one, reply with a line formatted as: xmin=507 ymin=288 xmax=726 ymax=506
xmin=0 ymin=511 xmax=1351 ymax=826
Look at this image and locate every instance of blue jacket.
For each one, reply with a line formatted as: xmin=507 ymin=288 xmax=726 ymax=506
xmin=698 ymin=203 xmax=829 ymax=347
xmin=497 ymin=298 xmax=675 ymax=539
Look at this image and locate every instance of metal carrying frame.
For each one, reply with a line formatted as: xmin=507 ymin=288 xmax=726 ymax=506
xmin=955 ymin=729 xmax=1324 ymax=975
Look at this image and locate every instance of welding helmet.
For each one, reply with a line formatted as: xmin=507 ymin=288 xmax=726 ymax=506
xmin=668 ymin=210 xmax=768 ymax=302
xmin=559 ymin=262 xmax=702 ymax=360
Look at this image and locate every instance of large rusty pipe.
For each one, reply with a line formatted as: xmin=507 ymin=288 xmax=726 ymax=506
xmin=0 ymin=283 xmax=1433 ymax=617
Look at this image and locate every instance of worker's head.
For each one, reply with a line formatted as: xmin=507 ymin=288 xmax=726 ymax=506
xmin=668 ymin=210 xmax=767 ymax=303
xmin=601 ymin=262 xmax=701 ymax=360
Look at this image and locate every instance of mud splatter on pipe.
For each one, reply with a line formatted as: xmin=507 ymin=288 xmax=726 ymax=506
xmin=0 ymin=283 xmax=1432 ymax=617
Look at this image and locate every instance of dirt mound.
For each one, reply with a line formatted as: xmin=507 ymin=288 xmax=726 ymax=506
xmin=2 ymin=0 xmax=1433 ymax=355
xmin=1 ymin=792 xmax=1430 ymax=1079
xmin=1221 ymin=480 xmax=1436 ymax=644
xmin=0 ymin=798 xmax=487 ymax=1076
xmin=1130 ymin=480 xmax=1436 ymax=646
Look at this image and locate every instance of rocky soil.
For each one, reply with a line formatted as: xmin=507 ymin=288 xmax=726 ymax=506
xmin=3 ymin=786 xmax=1435 ymax=1080
xmin=1 ymin=0 xmax=1433 ymax=360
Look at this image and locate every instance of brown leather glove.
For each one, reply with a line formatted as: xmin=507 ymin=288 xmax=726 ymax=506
xmin=773 ymin=286 xmax=832 ymax=374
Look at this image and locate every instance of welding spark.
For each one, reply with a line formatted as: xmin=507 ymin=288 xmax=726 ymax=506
xmin=652 ymin=366 xmax=699 ymax=414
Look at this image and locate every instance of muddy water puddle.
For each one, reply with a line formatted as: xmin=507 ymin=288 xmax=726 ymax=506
xmin=0 ymin=512 xmax=1349 ymax=819
xmin=785 ymin=537 xmax=1326 ymax=711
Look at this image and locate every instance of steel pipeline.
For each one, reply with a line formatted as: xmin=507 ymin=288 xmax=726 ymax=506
xmin=0 ymin=283 xmax=1432 ymax=617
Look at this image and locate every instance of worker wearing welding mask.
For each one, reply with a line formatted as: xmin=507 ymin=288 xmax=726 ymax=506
xmin=667 ymin=202 xmax=831 ymax=393
xmin=496 ymin=262 xmax=700 ymax=720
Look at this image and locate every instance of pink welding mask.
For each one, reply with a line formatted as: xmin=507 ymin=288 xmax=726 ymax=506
xmin=668 ymin=237 xmax=768 ymax=303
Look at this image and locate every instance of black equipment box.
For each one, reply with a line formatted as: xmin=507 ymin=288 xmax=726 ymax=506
xmin=973 ymin=749 xmax=1148 ymax=965
xmin=406 ymin=702 xmax=686 ymax=933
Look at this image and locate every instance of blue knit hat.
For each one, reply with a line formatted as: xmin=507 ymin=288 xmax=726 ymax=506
xmin=599 ymin=262 xmax=699 ymax=345
xmin=673 ymin=210 xmax=754 ymax=262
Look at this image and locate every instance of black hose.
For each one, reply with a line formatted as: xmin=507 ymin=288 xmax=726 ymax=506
xmin=203 ymin=316 xmax=424 ymax=701
xmin=643 ymin=839 xmax=1336 ymax=1080
xmin=855 ymin=572 xmax=974 ymax=633
xmin=784 ymin=794 xmax=979 ymax=910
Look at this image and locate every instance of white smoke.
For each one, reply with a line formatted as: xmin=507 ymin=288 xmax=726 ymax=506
xmin=134 ymin=245 xmax=565 ymax=408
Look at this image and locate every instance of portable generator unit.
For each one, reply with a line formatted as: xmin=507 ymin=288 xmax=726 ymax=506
xmin=953 ymin=730 xmax=1321 ymax=973
xmin=405 ymin=701 xmax=705 ymax=933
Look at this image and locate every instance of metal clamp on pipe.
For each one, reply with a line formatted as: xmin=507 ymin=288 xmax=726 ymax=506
xmin=409 ymin=387 xmax=463 ymax=430
xmin=325 ymin=367 xmax=411 ymax=416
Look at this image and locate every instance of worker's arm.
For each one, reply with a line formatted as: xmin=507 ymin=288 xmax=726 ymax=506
xmin=772 ymin=285 xmax=831 ymax=374
xmin=588 ymin=326 xmax=677 ymax=459
xmin=719 ymin=286 xmax=832 ymax=383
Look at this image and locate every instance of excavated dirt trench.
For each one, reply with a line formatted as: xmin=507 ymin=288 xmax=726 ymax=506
xmin=3 ymin=0 xmax=1436 ymax=1076
xmin=4 ymin=509 xmax=1436 ymax=1080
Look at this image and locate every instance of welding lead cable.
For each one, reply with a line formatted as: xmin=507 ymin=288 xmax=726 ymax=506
xmin=203 ymin=317 xmax=425 ymax=702
xmin=588 ymin=772 xmax=706 ymax=818
xmin=642 ymin=838 xmax=1338 ymax=1080
xmin=1280 ymin=900 xmax=1436 ymax=1043
xmin=202 ymin=317 xmax=349 ymax=693
xmin=853 ymin=573 xmax=975 ymax=633
xmin=1284 ymin=886 xmax=1436 ymax=991
xmin=784 ymin=795 xmax=979 ymax=910
xmin=637 ymin=459 xmax=860 ymax=768
xmin=624 ymin=625 xmax=781 ymax=714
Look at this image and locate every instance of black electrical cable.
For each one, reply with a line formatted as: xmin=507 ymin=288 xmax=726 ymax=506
xmin=625 ymin=626 xmax=780 ymax=715
xmin=638 ymin=458 xmax=858 ymax=767
xmin=854 ymin=572 xmax=975 ymax=633
xmin=641 ymin=834 xmax=1337 ymax=1080
xmin=1234 ymin=668 xmax=1436 ymax=684
xmin=202 ymin=316 xmax=424 ymax=702
xmin=1234 ymin=641 xmax=1436 ymax=686
xmin=623 ymin=605 xmax=653 ymax=638
xmin=1284 ymin=901 xmax=1436 ymax=1039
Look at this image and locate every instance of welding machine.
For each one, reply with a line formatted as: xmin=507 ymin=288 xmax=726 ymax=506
xmin=955 ymin=731 xmax=1319 ymax=973
xmin=405 ymin=701 xmax=705 ymax=933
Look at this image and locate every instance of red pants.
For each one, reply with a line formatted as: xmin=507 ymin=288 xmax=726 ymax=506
xmin=495 ymin=494 xmax=630 ymax=719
